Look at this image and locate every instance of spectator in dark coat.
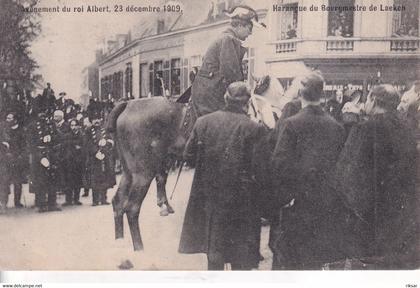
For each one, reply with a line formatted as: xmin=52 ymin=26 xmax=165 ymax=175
xmin=270 ymin=71 xmax=347 ymax=269
xmin=179 ymin=82 xmax=266 ymax=270
xmin=81 ymin=115 xmax=92 ymax=197
xmin=27 ymin=108 xmax=61 ymax=213
xmin=85 ymin=115 xmax=115 ymax=206
xmin=62 ymin=119 xmax=84 ymax=206
xmin=335 ymin=84 xmax=419 ymax=269
xmin=5 ymin=113 xmax=27 ymax=208
xmin=42 ymin=83 xmax=56 ymax=116
xmin=53 ymin=110 xmax=71 ymax=198
xmin=191 ymin=5 xmax=260 ymax=117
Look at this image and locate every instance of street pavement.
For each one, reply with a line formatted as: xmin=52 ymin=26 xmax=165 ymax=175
xmin=0 ymin=169 xmax=272 ymax=270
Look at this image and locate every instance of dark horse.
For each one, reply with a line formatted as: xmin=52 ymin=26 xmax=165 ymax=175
xmin=108 ymin=97 xmax=188 ymax=251
xmin=108 ymin=76 xmax=283 ymax=251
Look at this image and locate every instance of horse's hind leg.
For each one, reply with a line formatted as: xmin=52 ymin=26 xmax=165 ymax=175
xmin=112 ymin=171 xmax=131 ymax=239
xmin=156 ymin=170 xmax=175 ymax=216
xmin=126 ymin=173 xmax=153 ymax=251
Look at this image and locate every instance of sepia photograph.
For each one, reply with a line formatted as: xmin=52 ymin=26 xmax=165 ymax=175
xmin=0 ymin=0 xmax=419 ymax=284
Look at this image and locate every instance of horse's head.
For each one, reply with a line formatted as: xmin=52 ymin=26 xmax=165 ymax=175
xmin=250 ymin=74 xmax=305 ymax=128
xmin=252 ymin=74 xmax=285 ymax=112
xmin=397 ymin=81 xmax=420 ymax=114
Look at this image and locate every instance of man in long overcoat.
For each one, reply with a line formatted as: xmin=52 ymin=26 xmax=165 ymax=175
xmin=179 ymin=82 xmax=265 ymax=270
xmin=27 ymin=105 xmax=61 ymax=212
xmin=335 ymin=84 xmax=419 ymax=269
xmin=62 ymin=119 xmax=84 ymax=205
xmin=85 ymin=114 xmax=115 ymax=206
xmin=191 ymin=5 xmax=261 ymax=117
xmin=270 ymin=71 xmax=347 ymax=269
xmin=5 ymin=113 xmax=27 ymax=208
xmin=53 ymin=110 xmax=71 ymax=201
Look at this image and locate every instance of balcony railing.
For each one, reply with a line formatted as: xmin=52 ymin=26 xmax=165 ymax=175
xmin=390 ymin=39 xmax=419 ymax=52
xmin=275 ymin=39 xmax=298 ymax=53
xmin=326 ymin=39 xmax=354 ymax=51
xmin=270 ymin=37 xmax=420 ymax=57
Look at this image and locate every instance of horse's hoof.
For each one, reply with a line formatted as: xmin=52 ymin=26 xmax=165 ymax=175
xmin=159 ymin=205 xmax=169 ymax=217
xmin=118 ymin=259 xmax=134 ymax=270
xmin=160 ymin=209 xmax=169 ymax=217
xmin=167 ymin=205 xmax=175 ymax=214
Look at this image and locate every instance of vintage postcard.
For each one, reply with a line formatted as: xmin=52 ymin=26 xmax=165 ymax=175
xmin=0 ymin=0 xmax=419 ymax=284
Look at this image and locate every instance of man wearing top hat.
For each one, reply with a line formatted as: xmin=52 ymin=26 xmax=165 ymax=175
xmin=191 ymin=5 xmax=264 ymax=117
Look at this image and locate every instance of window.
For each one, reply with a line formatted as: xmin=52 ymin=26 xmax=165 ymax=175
xmin=392 ymin=0 xmax=419 ymax=37
xmin=171 ymin=58 xmax=181 ymax=96
xmin=153 ymin=61 xmax=163 ymax=96
xmin=149 ymin=63 xmax=154 ymax=96
xmin=278 ymin=2 xmax=298 ymax=40
xmin=111 ymin=72 xmax=123 ymax=99
xmin=182 ymin=58 xmax=189 ymax=90
xmin=101 ymin=77 xmax=107 ymax=99
xmin=190 ymin=55 xmax=202 ymax=72
xmin=139 ymin=63 xmax=149 ymax=98
xmin=125 ymin=63 xmax=133 ymax=98
xmin=163 ymin=60 xmax=170 ymax=95
xmin=327 ymin=0 xmax=354 ymax=37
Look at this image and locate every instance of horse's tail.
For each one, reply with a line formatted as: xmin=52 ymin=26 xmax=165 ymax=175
xmin=105 ymin=101 xmax=128 ymax=134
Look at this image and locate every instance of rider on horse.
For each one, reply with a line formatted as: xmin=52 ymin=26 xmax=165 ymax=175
xmin=191 ymin=5 xmax=264 ymax=117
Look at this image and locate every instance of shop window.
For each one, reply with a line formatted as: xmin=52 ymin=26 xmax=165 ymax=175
xmin=327 ymin=0 xmax=354 ymax=37
xmin=392 ymin=0 xmax=419 ymax=37
xmin=171 ymin=58 xmax=181 ymax=96
xmin=278 ymin=2 xmax=298 ymax=40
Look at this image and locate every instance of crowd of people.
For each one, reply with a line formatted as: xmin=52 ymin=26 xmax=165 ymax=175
xmin=0 ymin=83 xmax=119 ymax=213
xmin=179 ymin=75 xmax=419 ymax=270
xmin=0 ymin=4 xmax=418 ymax=271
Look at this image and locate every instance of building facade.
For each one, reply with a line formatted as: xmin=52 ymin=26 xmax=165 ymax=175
xmin=81 ymin=49 xmax=104 ymax=107
xmin=266 ymin=0 xmax=420 ymax=94
xmin=97 ymin=0 xmax=419 ymax=101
